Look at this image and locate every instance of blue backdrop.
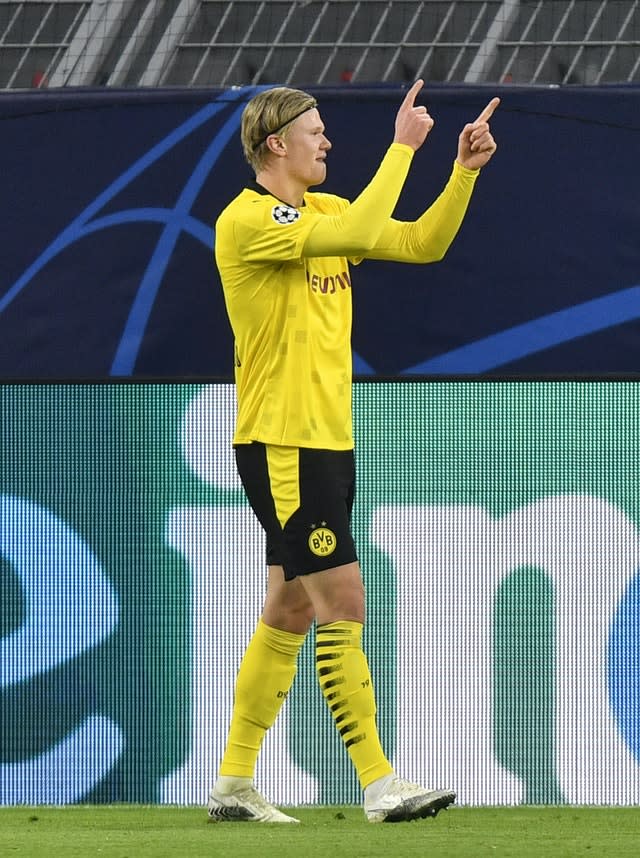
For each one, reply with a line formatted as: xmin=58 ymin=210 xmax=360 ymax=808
xmin=1 ymin=84 xmax=638 ymax=378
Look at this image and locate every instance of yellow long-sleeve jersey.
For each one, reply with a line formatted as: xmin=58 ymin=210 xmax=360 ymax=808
xmin=214 ymin=144 xmax=478 ymax=450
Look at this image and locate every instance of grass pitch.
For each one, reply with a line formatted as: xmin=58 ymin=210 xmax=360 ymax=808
xmin=1 ymin=805 xmax=639 ymax=857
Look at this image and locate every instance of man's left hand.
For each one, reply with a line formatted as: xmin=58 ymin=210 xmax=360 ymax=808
xmin=456 ymin=97 xmax=500 ymax=170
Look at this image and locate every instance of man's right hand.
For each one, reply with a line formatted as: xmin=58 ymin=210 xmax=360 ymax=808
xmin=393 ymin=79 xmax=434 ymax=152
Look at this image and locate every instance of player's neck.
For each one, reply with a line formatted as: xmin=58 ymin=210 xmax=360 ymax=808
xmin=254 ymin=170 xmax=306 ymax=209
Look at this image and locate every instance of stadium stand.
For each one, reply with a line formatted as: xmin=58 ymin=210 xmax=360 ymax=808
xmin=0 ymin=0 xmax=639 ymax=89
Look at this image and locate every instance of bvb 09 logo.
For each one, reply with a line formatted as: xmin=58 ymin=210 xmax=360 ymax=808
xmin=308 ymin=526 xmax=337 ymax=557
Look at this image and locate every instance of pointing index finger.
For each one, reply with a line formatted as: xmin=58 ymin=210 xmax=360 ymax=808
xmin=401 ymin=78 xmax=424 ymax=109
xmin=475 ymin=96 xmax=500 ymax=124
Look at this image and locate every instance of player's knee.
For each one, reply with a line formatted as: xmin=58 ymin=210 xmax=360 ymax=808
xmin=320 ymin=585 xmax=365 ymax=625
xmin=293 ymin=600 xmax=316 ymax=629
xmin=266 ymin=597 xmax=315 ymax=634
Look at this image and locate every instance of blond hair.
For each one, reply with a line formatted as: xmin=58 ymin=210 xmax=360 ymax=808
xmin=241 ymin=86 xmax=317 ymax=172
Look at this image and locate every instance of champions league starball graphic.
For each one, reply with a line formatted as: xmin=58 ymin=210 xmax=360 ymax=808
xmin=1 ymin=85 xmax=638 ymax=377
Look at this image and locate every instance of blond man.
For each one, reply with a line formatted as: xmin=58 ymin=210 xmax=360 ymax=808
xmin=210 ymin=81 xmax=499 ymax=823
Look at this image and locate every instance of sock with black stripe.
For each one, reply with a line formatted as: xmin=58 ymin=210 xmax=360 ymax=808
xmin=316 ymin=620 xmax=394 ymax=789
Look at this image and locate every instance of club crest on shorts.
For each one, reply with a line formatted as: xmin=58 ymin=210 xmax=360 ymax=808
xmin=271 ymin=203 xmax=301 ymax=225
xmin=308 ymin=525 xmax=337 ymax=557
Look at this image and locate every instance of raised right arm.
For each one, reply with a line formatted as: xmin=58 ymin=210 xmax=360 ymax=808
xmin=302 ymin=80 xmax=434 ymax=257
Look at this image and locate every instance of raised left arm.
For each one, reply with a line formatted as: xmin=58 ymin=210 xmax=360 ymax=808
xmin=363 ymin=160 xmax=479 ymax=263
xmin=364 ymin=98 xmax=500 ymax=263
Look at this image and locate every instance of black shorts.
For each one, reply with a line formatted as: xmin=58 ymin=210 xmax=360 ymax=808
xmin=234 ymin=443 xmax=358 ymax=581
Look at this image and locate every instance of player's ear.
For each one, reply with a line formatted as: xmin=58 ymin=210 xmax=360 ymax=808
xmin=265 ymin=134 xmax=287 ymax=157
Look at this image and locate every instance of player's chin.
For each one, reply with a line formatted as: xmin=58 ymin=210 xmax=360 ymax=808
xmin=309 ymin=163 xmax=327 ymax=186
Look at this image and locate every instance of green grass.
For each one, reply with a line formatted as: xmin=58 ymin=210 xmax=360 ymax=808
xmin=1 ymin=806 xmax=639 ymax=858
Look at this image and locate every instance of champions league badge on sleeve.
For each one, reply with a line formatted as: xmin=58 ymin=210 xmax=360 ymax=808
xmin=271 ymin=203 xmax=301 ymax=225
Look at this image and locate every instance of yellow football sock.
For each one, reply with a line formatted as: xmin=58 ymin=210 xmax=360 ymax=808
xmin=316 ymin=621 xmax=393 ymax=789
xmin=219 ymin=619 xmax=306 ymax=778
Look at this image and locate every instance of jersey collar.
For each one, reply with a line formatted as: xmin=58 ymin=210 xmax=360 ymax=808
xmin=247 ymin=180 xmax=306 ymax=208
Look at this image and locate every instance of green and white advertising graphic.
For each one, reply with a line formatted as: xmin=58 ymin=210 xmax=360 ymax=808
xmin=1 ymin=381 xmax=639 ymax=806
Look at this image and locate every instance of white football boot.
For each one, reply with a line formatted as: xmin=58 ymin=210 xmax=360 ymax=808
xmin=364 ymin=775 xmax=455 ymax=823
xmin=207 ymin=777 xmax=300 ymax=823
